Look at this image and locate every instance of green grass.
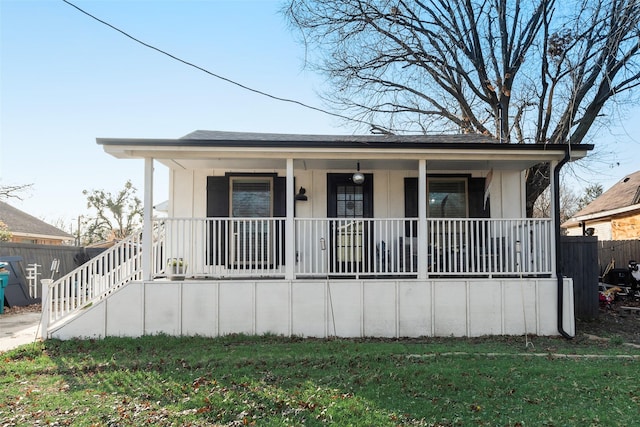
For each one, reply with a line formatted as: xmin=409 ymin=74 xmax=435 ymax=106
xmin=1 ymin=335 xmax=639 ymax=426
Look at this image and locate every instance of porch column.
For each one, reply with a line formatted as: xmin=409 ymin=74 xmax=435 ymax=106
xmin=285 ymin=158 xmax=295 ymax=279
xmin=549 ymin=160 xmax=558 ymax=276
xmin=417 ymin=159 xmax=428 ymax=279
xmin=142 ymin=157 xmax=154 ymax=281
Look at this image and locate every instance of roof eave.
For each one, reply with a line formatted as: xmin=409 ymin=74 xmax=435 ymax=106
xmin=572 ymin=203 xmax=640 ymax=222
xmin=11 ymin=231 xmax=74 ymax=241
xmin=98 ymin=137 xmax=592 ymax=162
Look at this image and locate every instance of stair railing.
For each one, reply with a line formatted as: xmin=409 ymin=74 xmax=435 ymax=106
xmin=44 ymin=232 xmax=143 ymax=328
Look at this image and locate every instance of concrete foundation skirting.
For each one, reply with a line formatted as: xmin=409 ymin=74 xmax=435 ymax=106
xmin=49 ymin=278 xmax=575 ymax=340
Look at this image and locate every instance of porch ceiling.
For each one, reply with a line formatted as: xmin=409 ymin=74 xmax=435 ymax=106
xmin=155 ymin=157 xmax=544 ymax=172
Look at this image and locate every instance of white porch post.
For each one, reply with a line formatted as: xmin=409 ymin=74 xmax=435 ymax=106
xmin=39 ymin=279 xmax=52 ymax=340
xmin=285 ymin=158 xmax=295 ymax=279
xmin=142 ymin=157 xmax=154 ymax=281
xmin=549 ymin=160 xmax=558 ymax=276
xmin=418 ymin=159 xmax=428 ymax=279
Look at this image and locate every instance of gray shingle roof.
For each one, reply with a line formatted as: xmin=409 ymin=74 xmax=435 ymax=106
xmin=0 ymin=201 xmax=73 ymax=239
xmin=572 ymin=170 xmax=640 ymax=218
xmin=180 ymin=130 xmax=499 ymax=144
xmin=98 ymin=130 xmax=594 ymax=155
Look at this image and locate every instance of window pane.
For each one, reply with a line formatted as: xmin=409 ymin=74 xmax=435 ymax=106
xmin=231 ymin=179 xmax=271 ymax=217
xmin=337 ymin=185 xmax=363 ymax=218
xmin=428 ymin=179 xmax=467 ymax=218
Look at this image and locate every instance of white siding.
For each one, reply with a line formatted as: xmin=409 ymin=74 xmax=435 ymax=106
xmin=171 ymin=167 xmax=522 ymax=220
xmin=566 ymin=220 xmax=612 ymax=239
xmin=492 ymin=170 xmax=525 ymax=218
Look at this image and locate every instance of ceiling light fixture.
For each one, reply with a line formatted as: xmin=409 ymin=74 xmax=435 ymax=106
xmin=352 ymin=162 xmax=365 ymax=185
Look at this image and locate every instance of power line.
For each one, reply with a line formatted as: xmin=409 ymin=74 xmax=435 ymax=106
xmin=61 ymin=0 xmax=379 ymax=131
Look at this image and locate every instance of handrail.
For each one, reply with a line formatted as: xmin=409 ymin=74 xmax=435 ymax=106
xmin=47 ymin=232 xmax=143 ymax=327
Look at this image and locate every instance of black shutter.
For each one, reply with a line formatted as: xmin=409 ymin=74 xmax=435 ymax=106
xmin=273 ymin=176 xmax=287 ymax=265
xmin=468 ymin=177 xmax=489 ymax=259
xmin=468 ymin=177 xmax=489 ymax=218
xmin=273 ymin=177 xmax=286 ymax=217
xmin=207 ymin=176 xmax=229 ymax=217
xmin=404 ymin=177 xmax=418 ymax=237
xmin=207 ymin=176 xmax=229 ymax=264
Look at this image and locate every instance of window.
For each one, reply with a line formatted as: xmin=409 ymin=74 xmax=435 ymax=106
xmin=230 ymin=177 xmax=272 ymax=218
xmin=229 ymin=177 xmax=273 ymax=266
xmin=336 ymin=184 xmax=364 ymax=218
xmin=428 ymin=178 xmax=468 ymax=218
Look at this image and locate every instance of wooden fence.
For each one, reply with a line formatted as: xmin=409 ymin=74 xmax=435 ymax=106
xmin=0 ymin=242 xmax=105 ymax=298
xmin=559 ymin=238 xmax=639 ymax=321
xmin=597 ymin=239 xmax=640 ymax=275
xmin=560 ymin=236 xmax=599 ymax=320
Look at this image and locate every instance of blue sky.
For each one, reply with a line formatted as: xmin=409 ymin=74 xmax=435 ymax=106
xmin=1 ymin=0 xmax=639 ymax=232
xmin=0 ymin=0 xmax=342 ymax=230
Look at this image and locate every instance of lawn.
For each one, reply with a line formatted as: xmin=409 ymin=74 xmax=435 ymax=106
xmin=1 ymin=335 xmax=638 ymax=426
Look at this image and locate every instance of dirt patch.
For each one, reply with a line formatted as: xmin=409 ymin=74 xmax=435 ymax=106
xmin=1 ymin=303 xmax=42 ymax=316
xmin=576 ymin=299 xmax=640 ymax=344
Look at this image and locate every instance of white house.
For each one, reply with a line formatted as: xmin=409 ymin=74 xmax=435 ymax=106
xmin=41 ymin=131 xmax=592 ymax=340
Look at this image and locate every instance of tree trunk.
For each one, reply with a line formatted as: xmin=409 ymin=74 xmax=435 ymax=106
xmin=525 ymin=163 xmax=551 ymax=217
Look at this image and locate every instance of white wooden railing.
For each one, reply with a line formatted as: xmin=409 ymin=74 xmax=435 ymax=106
xmin=425 ymin=218 xmax=552 ymax=276
xmin=154 ymin=217 xmax=553 ymax=279
xmin=156 ymin=218 xmax=286 ymax=278
xmin=295 ymin=218 xmax=415 ymax=276
xmin=46 ymin=233 xmax=143 ymax=326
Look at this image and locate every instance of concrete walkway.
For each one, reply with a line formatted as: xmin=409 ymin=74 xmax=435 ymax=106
xmin=0 ymin=311 xmax=42 ymax=352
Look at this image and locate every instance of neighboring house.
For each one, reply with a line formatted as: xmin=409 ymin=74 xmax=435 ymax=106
xmin=41 ymin=131 xmax=592 ymax=340
xmin=563 ymin=170 xmax=640 ymax=240
xmin=0 ymin=201 xmax=73 ymax=245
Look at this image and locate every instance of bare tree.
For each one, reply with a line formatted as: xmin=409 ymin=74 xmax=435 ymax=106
xmin=284 ymin=0 xmax=640 ymax=215
xmin=82 ymin=180 xmax=142 ymax=244
xmin=0 ymin=183 xmax=32 ymax=200
xmin=577 ymin=183 xmax=604 ymax=210
xmin=532 ymin=182 xmax=580 ymax=225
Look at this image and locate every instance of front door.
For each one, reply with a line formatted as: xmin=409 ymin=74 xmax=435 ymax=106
xmin=327 ymin=173 xmax=373 ymax=273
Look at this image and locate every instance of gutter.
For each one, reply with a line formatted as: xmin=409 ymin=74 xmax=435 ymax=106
xmin=553 ymin=147 xmax=574 ymax=339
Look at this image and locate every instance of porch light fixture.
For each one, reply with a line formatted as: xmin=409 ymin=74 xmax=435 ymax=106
xmin=295 ymin=187 xmax=308 ymax=201
xmin=352 ymin=162 xmax=365 ymax=185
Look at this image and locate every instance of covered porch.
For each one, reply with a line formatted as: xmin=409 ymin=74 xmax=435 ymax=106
xmin=96 ymin=131 xmax=589 ymax=285
xmin=42 ymin=132 xmax=591 ymax=340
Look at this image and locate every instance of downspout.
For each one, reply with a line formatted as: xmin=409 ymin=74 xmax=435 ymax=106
xmin=553 ymin=147 xmax=573 ymax=339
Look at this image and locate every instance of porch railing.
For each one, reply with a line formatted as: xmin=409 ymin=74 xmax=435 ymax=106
xmin=47 ymin=232 xmax=143 ymax=326
xmin=157 ymin=218 xmax=286 ymax=278
xmin=155 ymin=218 xmax=553 ymax=279
xmin=425 ymin=218 xmax=552 ymax=276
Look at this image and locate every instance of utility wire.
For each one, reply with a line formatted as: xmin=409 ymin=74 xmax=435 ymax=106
xmin=61 ymin=0 xmax=381 ymax=132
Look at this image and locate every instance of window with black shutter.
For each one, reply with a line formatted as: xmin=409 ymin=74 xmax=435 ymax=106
xmin=206 ymin=174 xmax=286 ymax=267
xmin=403 ymin=176 xmax=489 ymax=219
